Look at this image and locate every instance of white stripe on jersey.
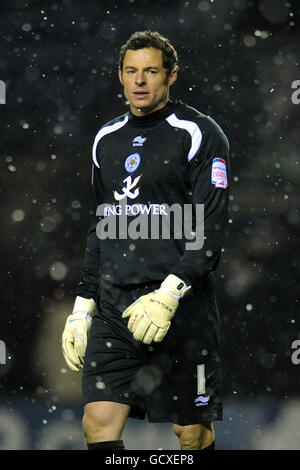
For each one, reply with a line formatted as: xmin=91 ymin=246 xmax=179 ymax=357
xmin=92 ymin=115 xmax=129 ymax=168
xmin=166 ymin=113 xmax=202 ymax=162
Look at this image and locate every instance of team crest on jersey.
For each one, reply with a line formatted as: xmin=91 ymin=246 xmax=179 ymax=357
xmin=125 ymin=153 xmax=141 ymax=173
xmin=132 ymin=135 xmax=147 ymax=147
xmin=211 ymin=158 xmax=228 ymax=188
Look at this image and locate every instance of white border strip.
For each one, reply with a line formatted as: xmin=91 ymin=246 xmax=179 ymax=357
xmin=92 ymin=115 xmax=129 ymax=168
xmin=166 ymin=113 xmax=202 ymax=162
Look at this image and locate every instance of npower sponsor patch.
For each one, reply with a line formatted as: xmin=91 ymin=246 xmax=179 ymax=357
xmin=211 ymin=157 xmax=228 ymax=188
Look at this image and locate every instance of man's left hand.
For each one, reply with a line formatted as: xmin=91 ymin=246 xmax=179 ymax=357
xmin=122 ymin=274 xmax=190 ymax=344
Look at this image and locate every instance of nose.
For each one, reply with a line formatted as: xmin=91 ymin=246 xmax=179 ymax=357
xmin=135 ymin=71 xmax=146 ymax=86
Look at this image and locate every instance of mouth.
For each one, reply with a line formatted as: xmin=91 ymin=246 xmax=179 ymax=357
xmin=133 ymin=91 xmax=150 ymax=99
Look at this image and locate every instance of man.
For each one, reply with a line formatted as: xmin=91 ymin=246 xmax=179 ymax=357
xmin=62 ymin=30 xmax=230 ymax=451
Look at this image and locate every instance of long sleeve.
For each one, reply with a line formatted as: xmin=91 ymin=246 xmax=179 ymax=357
xmin=172 ymin=116 xmax=230 ymax=289
xmin=75 ymin=164 xmax=104 ymax=300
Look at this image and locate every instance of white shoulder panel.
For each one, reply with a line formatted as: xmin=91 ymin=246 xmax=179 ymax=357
xmin=92 ymin=115 xmax=129 ymax=168
xmin=166 ymin=113 xmax=203 ymax=162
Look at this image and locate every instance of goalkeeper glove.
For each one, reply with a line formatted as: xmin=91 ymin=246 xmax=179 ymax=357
xmin=122 ymin=274 xmax=191 ymax=345
xmin=62 ymin=296 xmax=96 ymax=371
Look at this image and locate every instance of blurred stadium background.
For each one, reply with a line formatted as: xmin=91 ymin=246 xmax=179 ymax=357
xmin=0 ymin=0 xmax=300 ymax=450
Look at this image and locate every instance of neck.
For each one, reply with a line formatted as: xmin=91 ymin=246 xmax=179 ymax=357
xmin=130 ymin=96 xmax=169 ymax=117
xmin=128 ymin=99 xmax=175 ymax=127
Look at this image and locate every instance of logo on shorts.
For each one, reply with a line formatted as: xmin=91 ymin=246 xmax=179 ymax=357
xmin=211 ymin=157 xmax=228 ymax=188
xmin=125 ymin=153 xmax=141 ymax=173
xmin=194 ymin=395 xmax=210 ymax=407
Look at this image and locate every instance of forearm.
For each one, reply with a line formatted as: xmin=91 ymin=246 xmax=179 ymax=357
xmin=76 ymin=217 xmax=101 ymax=300
xmin=172 ymin=194 xmax=229 ymax=288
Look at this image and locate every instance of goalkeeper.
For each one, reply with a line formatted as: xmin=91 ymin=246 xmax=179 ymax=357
xmin=62 ymin=30 xmax=230 ymax=451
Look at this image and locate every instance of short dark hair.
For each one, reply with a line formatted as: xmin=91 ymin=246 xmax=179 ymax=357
xmin=119 ymin=30 xmax=179 ymax=77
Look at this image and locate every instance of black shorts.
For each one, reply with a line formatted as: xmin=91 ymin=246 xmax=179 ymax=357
xmin=82 ymin=278 xmax=223 ymax=425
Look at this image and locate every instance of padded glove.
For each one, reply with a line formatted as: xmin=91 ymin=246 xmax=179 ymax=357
xmin=122 ymin=274 xmax=190 ymax=344
xmin=62 ymin=296 xmax=96 ymax=371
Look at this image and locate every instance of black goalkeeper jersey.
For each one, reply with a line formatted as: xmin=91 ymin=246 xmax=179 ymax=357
xmin=76 ymin=99 xmax=230 ymax=299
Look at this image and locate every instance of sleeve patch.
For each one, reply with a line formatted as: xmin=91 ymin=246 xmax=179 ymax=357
xmin=211 ymin=157 xmax=228 ymax=188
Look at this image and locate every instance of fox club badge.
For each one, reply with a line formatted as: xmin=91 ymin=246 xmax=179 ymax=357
xmin=125 ymin=153 xmax=141 ymax=173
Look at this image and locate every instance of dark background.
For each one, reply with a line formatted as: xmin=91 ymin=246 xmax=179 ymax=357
xmin=0 ymin=0 xmax=299 ymax=412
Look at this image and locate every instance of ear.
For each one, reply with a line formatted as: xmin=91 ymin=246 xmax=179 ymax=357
xmin=118 ymin=66 xmax=123 ymax=85
xmin=168 ymin=68 xmax=178 ymax=87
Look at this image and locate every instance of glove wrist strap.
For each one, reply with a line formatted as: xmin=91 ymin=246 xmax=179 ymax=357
xmin=159 ymin=286 xmax=181 ymax=300
xmin=72 ymin=296 xmax=96 ymax=316
xmin=161 ymin=274 xmax=191 ymax=299
xmin=72 ymin=311 xmax=92 ymax=321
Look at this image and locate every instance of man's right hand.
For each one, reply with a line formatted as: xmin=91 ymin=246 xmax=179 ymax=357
xmin=62 ymin=296 xmax=96 ymax=371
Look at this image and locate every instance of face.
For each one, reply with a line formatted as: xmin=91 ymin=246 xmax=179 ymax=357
xmin=118 ymin=47 xmax=177 ymax=116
